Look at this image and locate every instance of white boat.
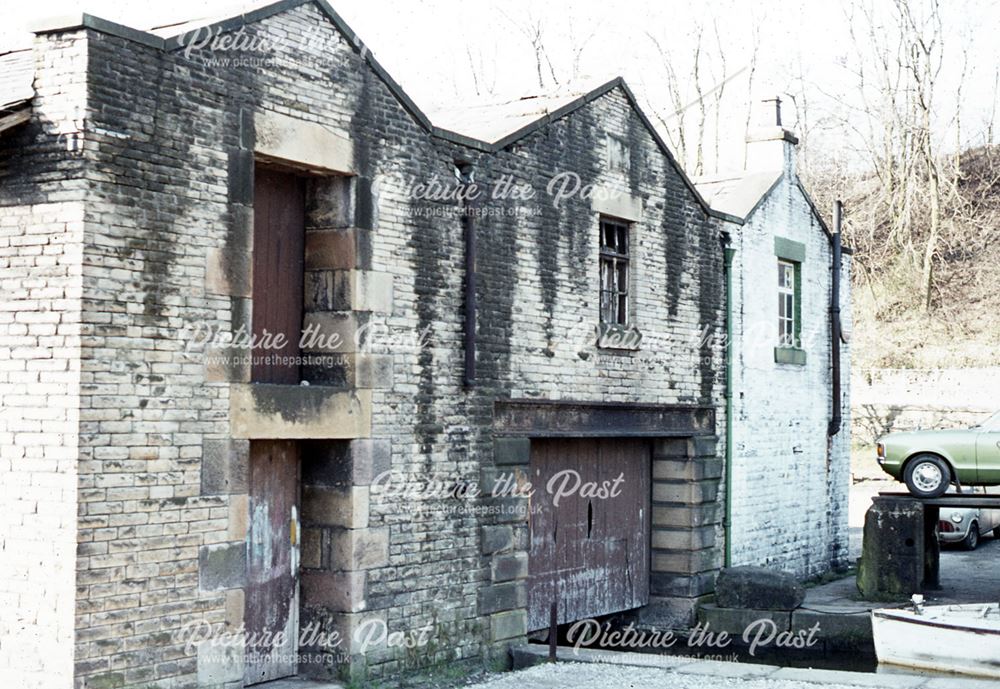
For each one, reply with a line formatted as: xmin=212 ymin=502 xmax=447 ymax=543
xmin=872 ymin=596 xmax=1000 ymax=679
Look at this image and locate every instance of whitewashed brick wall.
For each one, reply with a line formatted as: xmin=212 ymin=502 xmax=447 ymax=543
xmin=729 ymin=173 xmax=852 ymax=578
xmin=0 ymin=35 xmax=87 ymax=689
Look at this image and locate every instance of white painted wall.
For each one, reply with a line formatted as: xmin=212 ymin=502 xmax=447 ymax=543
xmin=728 ymin=149 xmax=852 ymax=578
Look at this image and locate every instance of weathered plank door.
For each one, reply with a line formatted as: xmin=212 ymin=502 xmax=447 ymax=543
xmin=245 ymin=440 xmax=300 ymax=685
xmin=528 ymin=438 xmax=650 ymax=631
xmin=252 ymin=167 xmax=305 ymax=384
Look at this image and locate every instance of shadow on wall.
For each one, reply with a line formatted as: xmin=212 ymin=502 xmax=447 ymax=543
xmin=853 ymin=404 xmax=992 ymax=446
xmin=851 ymin=368 xmax=1000 ymax=446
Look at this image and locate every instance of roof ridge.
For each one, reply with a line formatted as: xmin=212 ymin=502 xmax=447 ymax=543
xmin=23 ymin=0 xmax=740 ymax=223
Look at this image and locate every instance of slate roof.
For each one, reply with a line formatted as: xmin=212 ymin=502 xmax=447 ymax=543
xmin=692 ymin=169 xmax=783 ymax=221
xmin=427 ymin=88 xmax=602 ymax=146
xmin=0 ymin=49 xmax=34 ymax=113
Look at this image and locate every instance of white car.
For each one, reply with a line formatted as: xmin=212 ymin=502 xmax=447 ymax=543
xmin=938 ymin=487 xmax=1000 ymax=550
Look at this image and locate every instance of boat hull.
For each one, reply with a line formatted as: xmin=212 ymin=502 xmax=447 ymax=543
xmin=872 ymin=605 xmax=1000 ymax=679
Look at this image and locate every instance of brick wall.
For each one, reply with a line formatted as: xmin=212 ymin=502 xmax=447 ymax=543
xmin=729 ymin=172 xmax=852 ymax=578
xmin=6 ymin=4 xmax=728 ymax=686
xmin=0 ymin=34 xmax=88 ymax=689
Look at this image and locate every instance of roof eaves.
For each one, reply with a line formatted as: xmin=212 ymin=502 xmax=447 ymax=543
xmin=485 ymin=77 xmax=623 ymax=150
xmin=739 ymin=172 xmax=785 ymax=222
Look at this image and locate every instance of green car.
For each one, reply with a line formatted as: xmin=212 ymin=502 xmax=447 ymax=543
xmin=877 ymin=410 xmax=1000 ymax=498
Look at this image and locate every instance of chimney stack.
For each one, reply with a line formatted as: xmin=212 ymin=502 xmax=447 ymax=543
xmin=745 ymin=95 xmax=798 ymax=174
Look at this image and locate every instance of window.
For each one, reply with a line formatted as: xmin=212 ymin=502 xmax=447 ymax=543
xmin=600 ymin=217 xmax=630 ymax=325
xmin=778 ymin=259 xmax=797 ymax=347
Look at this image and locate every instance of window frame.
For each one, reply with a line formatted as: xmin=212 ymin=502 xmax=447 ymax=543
xmin=599 ymin=217 xmax=631 ymax=326
xmin=777 ymin=259 xmax=797 ymax=347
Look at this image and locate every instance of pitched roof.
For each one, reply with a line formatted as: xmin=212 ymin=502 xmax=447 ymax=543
xmin=693 ymin=169 xmax=783 ymax=220
xmin=427 ymin=86 xmax=605 ymax=146
xmin=21 ymin=0 xmax=742 ymax=223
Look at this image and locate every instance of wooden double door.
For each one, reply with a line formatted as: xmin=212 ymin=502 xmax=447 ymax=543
xmin=527 ymin=438 xmax=651 ymax=631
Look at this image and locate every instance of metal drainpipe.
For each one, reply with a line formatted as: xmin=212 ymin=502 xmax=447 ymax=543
xmin=458 ymin=163 xmax=476 ymax=388
xmin=722 ymin=234 xmax=736 ymax=568
xmin=828 ymin=201 xmax=843 ymax=437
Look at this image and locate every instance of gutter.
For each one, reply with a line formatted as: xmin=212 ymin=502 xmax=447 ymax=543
xmin=721 ymin=233 xmax=736 ymax=567
xmin=827 ymin=200 xmax=843 ymax=437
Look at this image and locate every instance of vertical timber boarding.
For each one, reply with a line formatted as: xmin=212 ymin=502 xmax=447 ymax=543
xmin=251 ymin=166 xmax=306 ymax=384
xmin=527 ymin=438 xmax=651 ymax=631
xmin=246 ymin=440 xmax=301 ymax=685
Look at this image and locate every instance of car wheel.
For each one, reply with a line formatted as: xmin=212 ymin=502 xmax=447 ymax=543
xmin=963 ymin=522 xmax=980 ymax=551
xmin=993 ymin=526 xmax=1000 ymax=539
xmin=903 ymin=455 xmax=951 ymax=498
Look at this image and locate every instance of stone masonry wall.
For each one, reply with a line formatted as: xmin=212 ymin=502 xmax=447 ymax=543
xmin=0 ymin=34 xmax=88 ymax=689
xmin=729 ymin=175 xmax=852 ymax=579
xmin=853 ymin=368 xmax=1000 ymax=445
xmin=10 ymin=4 xmax=727 ymax=687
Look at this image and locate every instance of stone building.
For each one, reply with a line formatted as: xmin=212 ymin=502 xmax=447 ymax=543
xmin=696 ymin=121 xmax=853 ymax=578
xmin=0 ymin=2 xmax=848 ymax=688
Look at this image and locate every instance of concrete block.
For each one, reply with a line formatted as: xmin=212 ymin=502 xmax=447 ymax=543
xmin=490 ymin=610 xmax=527 ymax=641
xmin=652 ymin=457 xmax=723 ymax=481
xmin=205 ymin=246 xmax=252 ymax=298
xmin=199 ymin=542 xmax=246 ymax=591
xmin=650 ymin=571 xmax=717 ymax=598
xmin=651 ymin=526 xmax=717 ymax=550
xmin=652 ymin=480 xmax=719 ymax=505
xmin=301 ymin=438 xmax=390 ymax=487
xmin=224 ymin=588 xmax=244 ymax=629
xmin=306 ymin=176 xmax=355 ymax=229
xmin=227 ymin=494 xmax=249 ymax=541
xmin=255 ymin=109 xmax=353 ymax=174
xmin=201 ymin=438 xmax=249 ymax=495
xmin=651 ymin=547 xmax=719 ymax=575
xmin=481 ymin=525 xmax=514 ymax=554
xmin=477 ymin=581 xmax=526 ymax=615
xmin=229 ymin=384 xmax=371 ymax=439
xmin=303 ymin=486 xmax=370 ymax=529
xmin=301 ymin=570 xmax=367 ymax=612
xmin=301 ymin=311 xmax=366 ymax=354
xmin=301 ymin=527 xmax=324 ymax=569
xmin=329 ymin=527 xmax=388 ymax=571
xmin=652 ymin=504 xmax=720 ymax=528
xmin=197 ymin=637 xmax=245 ymax=687
xmin=696 ymin=603 xmax=791 ymax=635
xmin=491 ymin=552 xmax=528 ymax=582
xmin=591 ymin=188 xmax=643 ymax=222
xmin=305 ymin=228 xmax=357 ymax=270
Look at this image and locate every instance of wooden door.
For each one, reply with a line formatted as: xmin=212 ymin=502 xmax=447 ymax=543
xmin=527 ymin=438 xmax=650 ymax=631
xmin=245 ymin=440 xmax=300 ymax=685
xmin=252 ymin=167 xmax=305 ymax=384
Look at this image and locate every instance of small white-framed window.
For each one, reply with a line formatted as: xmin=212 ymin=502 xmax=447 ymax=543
xmin=778 ymin=259 xmax=796 ymax=347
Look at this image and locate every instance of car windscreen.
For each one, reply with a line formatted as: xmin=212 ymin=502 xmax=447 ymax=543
xmin=979 ymin=410 xmax=1000 ymax=431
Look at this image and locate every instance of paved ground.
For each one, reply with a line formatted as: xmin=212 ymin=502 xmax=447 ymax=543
xmin=837 ymin=478 xmax=1000 ymax=608
xmin=468 ymin=647 xmax=1000 ymax=689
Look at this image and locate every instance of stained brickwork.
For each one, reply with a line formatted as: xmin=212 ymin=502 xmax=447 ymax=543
xmin=0 ymin=3 xmax=734 ymax=687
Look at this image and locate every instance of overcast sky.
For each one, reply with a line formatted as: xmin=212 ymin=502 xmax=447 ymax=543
xmin=2 ymin=0 xmax=997 ymax=172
